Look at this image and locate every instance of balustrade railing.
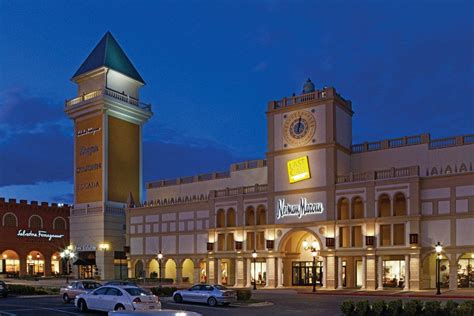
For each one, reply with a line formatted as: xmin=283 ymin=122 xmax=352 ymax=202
xmin=65 ymin=88 xmax=152 ymax=111
xmin=336 ymin=166 xmax=419 ymax=184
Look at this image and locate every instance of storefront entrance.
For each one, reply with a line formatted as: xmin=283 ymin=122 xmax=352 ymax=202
xmin=292 ymin=261 xmax=322 ymax=286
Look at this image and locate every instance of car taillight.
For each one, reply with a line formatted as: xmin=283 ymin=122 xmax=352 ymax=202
xmin=133 ymin=297 xmax=142 ymax=303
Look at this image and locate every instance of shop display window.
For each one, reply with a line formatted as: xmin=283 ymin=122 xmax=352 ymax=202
xmin=200 ymin=262 xmax=207 ymax=283
xmin=457 ymin=257 xmax=474 ymax=288
xmin=383 ymin=260 xmax=405 ymax=288
xmin=251 ymin=261 xmax=266 ymax=285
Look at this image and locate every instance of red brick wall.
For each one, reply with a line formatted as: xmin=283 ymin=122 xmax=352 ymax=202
xmin=0 ymin=198 xmax=70 ymax=276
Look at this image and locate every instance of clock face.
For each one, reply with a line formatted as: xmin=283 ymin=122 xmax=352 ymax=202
xmin=283 ymin=110 xmax=316 ymax=146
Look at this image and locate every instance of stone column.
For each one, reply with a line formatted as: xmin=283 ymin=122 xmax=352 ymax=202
xmin=322 ymin=256 xmax=327 ymax=288
xmin=44 ymin=256 xmax=52 ymax=276
xmin=366 ymin=256 xmax=377 ymax=290
xmin=361 ymin=256 xmax=367 ymax=289
xmin=337 ymin=257 xmax=343 ymax=289
xmin=235 ymin=258 xmax=245 ymax=287
xmin=127 ymin=259 xmax=133 ymax=278
xmin=193 ymin=267 xmax=200 ymax=284
xmin=325 ymin=256 xmax=337 ymax=289
xmin=208 ymin=259 xmax=215 ymax=284
xmin=217 ymin=259 xmax=222 ymax=285
xmin=246 ymin=258 xmax=252 ymax=287
xmin=277 ymin=257 xmax=284 ymax=288
xmin=377 ymin=256 xmax=383 ymax=290
xmin=176 ymin=265 xmax=183 ymax=284
xmin=265 ymin=257 xmax=275 ymax=288
xmin=404 ymin=255 xmax=410 ymax=290
xmin=449 ymin=254 xmax=458 ymax=290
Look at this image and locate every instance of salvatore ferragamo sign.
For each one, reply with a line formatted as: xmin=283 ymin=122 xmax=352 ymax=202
xmin=276 ymin=198 xmax=324 ymax=220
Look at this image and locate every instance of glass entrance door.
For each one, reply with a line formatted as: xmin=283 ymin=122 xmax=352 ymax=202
xmin=292 ymin=261 xmax=323 ymax=286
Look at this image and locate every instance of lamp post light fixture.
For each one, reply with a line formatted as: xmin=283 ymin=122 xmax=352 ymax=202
xmin=60 ymin=246 xmax=76 ymax=284
xmin=157 ymin=251 xmax=163 ymax=286
xmin=435 ymin=242 xmax=443 ymax=295
xmin=252 ymin=250 xmax=257 ymax=290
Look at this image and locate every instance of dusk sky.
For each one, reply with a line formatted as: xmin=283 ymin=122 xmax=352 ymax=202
xmin=0 ymin=0 xmax=472 ymax=204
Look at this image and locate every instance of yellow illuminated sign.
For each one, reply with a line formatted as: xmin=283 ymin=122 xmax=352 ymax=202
xmin=287 ymin=156 xmax=311 ymax=183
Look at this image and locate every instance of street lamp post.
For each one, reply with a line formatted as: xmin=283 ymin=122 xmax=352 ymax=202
xmin=435 ymin=242 xmax=443 ymax=295
xmin=157 ymin=251 xmax=163 ymax=287
xmin=60 ymin=246 xmax=75 ymax=284
xmin=252 ymin=250 xmax=257 ymax=290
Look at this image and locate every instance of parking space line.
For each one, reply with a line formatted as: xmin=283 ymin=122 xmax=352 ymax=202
xmin=166 ymin=302 xmax=231 ymax=311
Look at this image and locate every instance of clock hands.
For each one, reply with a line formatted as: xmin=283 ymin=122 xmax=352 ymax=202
xmin=297 ymin=117 xmax=302 ymax=133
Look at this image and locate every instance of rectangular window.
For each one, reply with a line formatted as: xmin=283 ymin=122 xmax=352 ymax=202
xmin=226 ymin=233 xmax=234 ymax=251
xmin=352 ymin=226 xmax=363 ymax=247
xmin=380 ymin=225 xmax=391 ymax=246
xmin=217 ymin=233 xmax=225 ymax=251
xmin=256 ymin=232 xmax=265 ymax=250
xmin=393 ymin=224 xmax=405 ymax=245
xmin=339 ymin=227 xmax=350 ymax=248
xmin=246 ymin=232 xmax=255 ymax=250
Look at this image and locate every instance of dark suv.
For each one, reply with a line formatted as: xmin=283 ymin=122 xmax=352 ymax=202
xmin=0 ymin=281 xmax=9 ymax=298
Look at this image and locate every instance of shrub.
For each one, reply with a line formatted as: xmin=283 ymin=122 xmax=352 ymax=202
xmin=150 ymin=272 xmax=158 ymax=279
xmin=150 ymin=286 xmax=177 ymax=297
xmin=7 ymin=284 xmax=36 ymax=295
xmin=236 ymin=289 xmax=252 ymax=301
xmin=340 ymin=300 xmax=355 ymax=316
xmin=424 ymin=301 xmax=442 ymax=316
xmin=444 ymin=300 xmax=459 ymax=315
xmin=456 ymin=301 xmax=474 ymax=316
xmin=404 ymin=300 xmax=423 ymax=316
xmin=387 ymin=300 xmax=403 ymax=316
xmin=355 ymin=300 xmax=371 ymax=316
xmin=35 ymin=289 xmax=49 ymax=295
xmin=372 ymin=300 xmax=386 ymax=316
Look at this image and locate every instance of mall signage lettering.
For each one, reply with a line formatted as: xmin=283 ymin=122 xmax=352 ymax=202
xmin=76 ymin=127 xmax=101 ymax=137
xmin=17 ymin=230 xmax=64 ymax=241
xmin=276 ymin=198 xmax=324 ymax=220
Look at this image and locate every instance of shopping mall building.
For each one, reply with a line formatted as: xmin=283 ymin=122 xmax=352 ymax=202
xmin=65 ymin=32 xmax=473 ymax=289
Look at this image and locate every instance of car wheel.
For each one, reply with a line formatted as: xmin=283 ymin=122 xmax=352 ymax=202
xmin=78 ymin=299 xmax=88 ymax=312
xmin=173 ymin=294 xmax=183 ymax=303
xmin=63 ymin=294 xmax=71 ymax=303
xmin=114 ymin=304 xmax=125 ymax=311
xmin=207 ymin=297 xmax=217 ymax=307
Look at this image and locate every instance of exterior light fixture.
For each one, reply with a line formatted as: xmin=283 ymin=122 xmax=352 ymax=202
xmin=302 ymin=240 xmax=309 ymax=250
xmin=311 ymin=248 xmax=318 ymax=292
xmin=434 ymin=242 xmax=443 ymax=295
xmin=99 ymin=243 xmax=110 ymax=251
xmin=252 ymin=250 xmax=257 ymax=290
xmin=157 ymin=251 xmax=164 ymax=285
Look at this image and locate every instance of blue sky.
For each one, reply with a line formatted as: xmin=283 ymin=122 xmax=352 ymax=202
xmin=0 ymin=0 xmax=472 ymax=203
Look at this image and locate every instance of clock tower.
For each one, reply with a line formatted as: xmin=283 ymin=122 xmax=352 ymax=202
xmin=65 ymin=32 xmax=152 ymax=279
xmin=266 ymin=79 xmax=353 ymax=224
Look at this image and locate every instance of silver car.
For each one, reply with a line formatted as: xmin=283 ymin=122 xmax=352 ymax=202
xmin=173 ymin=284 xmax=236 ymax=307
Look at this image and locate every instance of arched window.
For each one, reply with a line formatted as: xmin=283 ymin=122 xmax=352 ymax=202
xmin=216 ymin=209 xmax=225 ymax=228
xmin=378 ymin=194 xmax=391 ymax=217
xmin=53 ymin=217 xmax=67 ymax=230
xmin=2 ymin=213 xmax=18 ymax=227
xmin=256 ymin=205 xmax=266 ymax=225
xmin=393 ymin=192 xmax=407 ymax=216
xmin=337 ymin=198 xmax=350 ymax=220
xmin=352 ymin=197 xmax=364 ymax=219
xmin=246 ymin=206 xmax=255 ymax=226
xmin=29 ymin=215 xmax=43 ymax=229
xmin=226 ymin=208 xmax=236 ymax=227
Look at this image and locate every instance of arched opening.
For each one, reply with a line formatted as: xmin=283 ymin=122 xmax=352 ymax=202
xmin=134 ymin=260 xmax=144 ymax=278
xmin=53 ymin=217 xmax=67 ymax=230
xmin=352 ymin=197 xmax=364 ymax=219
xmin=182 ymin=259 xmax=194 ymax=283
xmin=246 ymin=206 xmax=255 ymax=226
xmin=421 ymin=253 xmax=450 ymax=289
xmin=337 ymin=198 xmax=350 ymax=220
xmin=457 ymin=252 xmax=474 ymax=288
xmin=226 ymin=208 xmax=236 ymax=227
xmin=279 ymin=229 xmax=322 ymax=287
xmin=393 ymin=193 xmax=407 ymax=216
xmin=0 ymin=250 xmax=20 ymax=275
xmin=165 ymin=259 xmax=176 ymax=282
xmin=26 ymin=251 xmax=45 ymax=276
xmin=2 ymin=213 xmax=18 ymax=227
xmin=149 ymin=259 xmax=159 ymax=278
xmin=51 ymin=252 xmax=61 ymax=275
xmin=378 ymin=194 xmax=391 ymax=217
xmin=216 ymin=209 xmax=225 ymax=228
xmin=257 ymin=205 xmax=266 ymax=225
xmin=29 ymin=215 xmax=43 ymax=229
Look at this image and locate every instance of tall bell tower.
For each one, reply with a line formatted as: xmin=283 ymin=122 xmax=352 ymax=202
xmin=65 ymin=32 xmax=152 ymax=279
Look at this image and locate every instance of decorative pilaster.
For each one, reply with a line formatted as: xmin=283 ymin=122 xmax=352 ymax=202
xmin=176 ymin=265 xmax=183 ymax=284
xmin=361 ymin=256 xmax=367 ymax=289
xmin=322 ymin=256 xmax=327 ymax=288
xmin=277 ymin=257 xmax=284 ymax=288
xmin=217 ymin=259 xmax=222 ymax=285
xmin=265 ymin=257 xmax=276 ymax=288
xmin=193 ymin=267 xmax=200 ymax=284
xmin=404 ymin=255 xmax=410 ymax=290
xmin=337 ymin=257 xmax=343 ymax=289
xmin=246 ymin=258 xmax=252 ymax=287
xmin=377 ymin=256 xmax=383 ymax=290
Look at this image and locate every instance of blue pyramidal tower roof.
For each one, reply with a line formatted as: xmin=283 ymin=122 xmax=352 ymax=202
xmin=72 ymin=32 xmax=145 ymax=84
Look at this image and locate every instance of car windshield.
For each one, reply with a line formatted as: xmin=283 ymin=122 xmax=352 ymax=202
xmin=214 ymin=285 xmax=227 ymax=290
xmin=83 ymin=282 xmax=101 ymax=290
xmin=124 ymin=288 xmax=149 ymax=296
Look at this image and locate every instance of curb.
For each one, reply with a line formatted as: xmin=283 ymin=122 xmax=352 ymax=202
xmin=297 ymin=291 xmax=474 ymax=299
xmin=13 ymin=294 xmax=59 ymax=299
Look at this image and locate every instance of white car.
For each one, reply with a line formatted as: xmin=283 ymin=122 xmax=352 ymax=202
xmin=75 ymin=285 xmax=161 ymax=312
